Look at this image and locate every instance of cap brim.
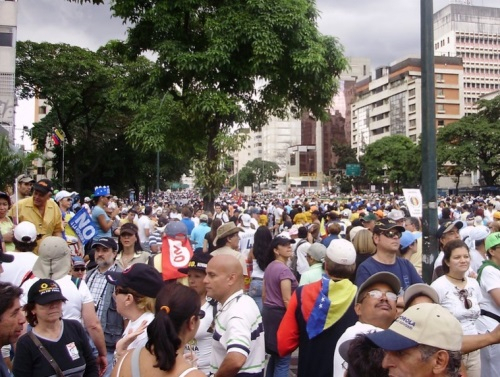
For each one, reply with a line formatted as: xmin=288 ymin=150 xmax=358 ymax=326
xmin=0 ymin=253 xmax=14 ymax=263
xmin=366 ymin=329 xmax=419 ymax=351
xmin=92 ymin=241 xmax=114 ymax=249
xmin=35 ymin=293 xmax=67 ymax=305
xmin=356 ymin=272 xmax=401 ymax=303
xmin=403 ymin=284 xmax=439 ymax=307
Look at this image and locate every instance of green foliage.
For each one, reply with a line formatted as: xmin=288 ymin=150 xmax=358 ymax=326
xmin=103 ymin=0 xmax=347 ymax=206
xmin=331 ymin=142 xmax=358 ymax=169
xmin=0 ymin=136 xmax=37 ymax=192
xmin=437 ymin=98 xmax=500 ymax=186
xmin=361 ymin=135 xmax=420 ymax=191
xmin=243 ymin=158 xmax=280 ymax=191
xmin=231 ymin=166 xmax=256 ymax=190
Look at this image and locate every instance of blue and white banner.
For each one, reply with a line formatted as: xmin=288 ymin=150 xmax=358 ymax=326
xmin=69 ymin=208 xmax=96 ymax=245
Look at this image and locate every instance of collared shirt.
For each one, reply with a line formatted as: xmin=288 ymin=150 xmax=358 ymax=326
xmin=87 ymin=265 xmax=116 ymax=319
xmin=9 ymin=197 xmax=63 ymax=254
xmin=115 ymin=251 xmax=151 ymax=270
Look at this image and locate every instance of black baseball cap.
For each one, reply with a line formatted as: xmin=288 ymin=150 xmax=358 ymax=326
xmin=106 ymin=263 xmax=164 ymax=298
xmin=92 ymin=237 xmax=118 ymax=251
xmin=27 ymin=279 xmax=67 ymax=305
xmin=373 ymin=218 xmax=405 ymax=234
xmin=33 ymin=179 xmax=54 ymax=195
xmin=178 ymin=253 xmax=212 ymax=274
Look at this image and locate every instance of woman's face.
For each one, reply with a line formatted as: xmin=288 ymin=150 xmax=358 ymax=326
xmin=34 ymin=300 xmax=64 ymax=323
xmin=188 ymin=269 xmax=207 ymax=297
xmin=0 ymin=198 xmax=9 ymax=218
xmin=120 ymin=232 xmax=137 ymax=248
xmin=446 ymin=246 xmax=470 ymax=275
xmin=275 ymin=243 xmax=293 ymax=260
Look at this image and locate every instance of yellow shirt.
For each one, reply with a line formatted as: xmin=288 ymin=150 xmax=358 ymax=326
xmin=9 ymin=197 xmax=63 ymax=254
xmin=293 ymin=212 xmax=307 ymax=225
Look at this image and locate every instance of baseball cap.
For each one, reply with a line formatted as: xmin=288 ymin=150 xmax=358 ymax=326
xmin=240 ymin=214 xmax=251 ymax=227
xmin=33 ymin=179 xmax=54 ymax=195
xmin=366 ymin=303 xmax=463 ymax=352
xmin=355 ymin=272 xmax=401 ymax=303
xmin=387 ymin=209 xmax=405 ymax=221
xmin=436 ymin=220 xmax=464 ymax=239
xmin=92 ymin=237 xmax=118 ymax=251
xmin=270 ymin=233 xmax=296 ymax=249
xmin=165 ymin=221 xmax=188 ymax=238
xmin=400 ymin=231 xmax=420 ymax=250
xmin=16 ymin=174 xmax=34 ymax=183
xmin=32 ymin=237 xmax=72 ymax=280
xmin=494 ymin=211 xmax=500 ymax=220
xmin=373 ymin=218 xmax=405 ymax=234
xmin=326 ymin=239 xmax=356 ymax=265
xmin=307 ymin=243 xmax=326 ymax=262
xmin=71 ymin=256 xmax=86 ymax=267
xmin=106 ymin=263 xmax=164 ymax=298
xmin=199 ymin=214 xmax=209 ymax=222
xmin=54 ymin=190 xmax=73 ymax=202
xmin=178 ymin=252 xmax=212 ymax=274
xmin=362 ymin=213 xmax=377 ymax=222
xmin=13 ymin=221 xmax=37 ymax=243
xmin=27 ymin=279 xmax=67 ymax=305
xmin=120 ymin=223 xmax=138 ymax=235
xmin=469 ymin=225 xmax=490 ymax=243
xmin=349 ymin=226 xmax=364 ymax=241
xmin=485 ymin=232 xmax=500 ymax=251
xmin=84 ymin=197 xmax=91 ymax=202
xmin=403 ymin=283 xmax=439 ymax=308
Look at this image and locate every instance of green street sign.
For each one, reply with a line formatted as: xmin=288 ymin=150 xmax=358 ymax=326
xmin=346 ymin=164 xmax=361 ymax=177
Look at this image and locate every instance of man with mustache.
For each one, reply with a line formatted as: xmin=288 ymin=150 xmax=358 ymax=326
xmin=333 ymin=272 xmax=401 ymax=376
xmin=0 ymin=282 xmax=26 ymax=376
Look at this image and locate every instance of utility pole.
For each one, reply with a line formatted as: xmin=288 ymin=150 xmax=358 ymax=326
xmin=420 ymin=0 xmax=439 ymax=284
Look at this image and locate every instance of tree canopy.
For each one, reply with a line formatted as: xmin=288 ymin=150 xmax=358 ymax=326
xmin=437 ymin=96 xmax=500 ymax=186
xmin=361 ymin=135 xmax=420 ymax=191
xmin=231 ymin=158 xmax=280 ymax=191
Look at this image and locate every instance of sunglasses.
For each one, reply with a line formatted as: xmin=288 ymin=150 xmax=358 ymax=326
xmin=114 ymin=287 xmax=132 ymax=295
xmin=457 ymin=289 xmax=472 ymax=309
xmin=361 ymin=289 xmax=398 ymax=302
xmin=73 ymin=267 xmax=86 ymax=272
xmin=380 ymin=230 xmax=402 ymax=239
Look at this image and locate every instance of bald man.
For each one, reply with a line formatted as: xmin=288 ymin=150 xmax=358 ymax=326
xmin=204 ymin=255 xmax=265 ymax=377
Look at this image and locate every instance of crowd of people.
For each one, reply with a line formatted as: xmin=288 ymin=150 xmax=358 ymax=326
xmin=4 ymin=174 xmax=500 ymax=376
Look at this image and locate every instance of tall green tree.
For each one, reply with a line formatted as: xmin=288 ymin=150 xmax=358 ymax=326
xmin=242 ymin=158 xmax=280 ymax=191
xmin=73 ymin=0 xmax=347 ymax=209
xmin=0 ymin=136 xmax=38 ymax=192
xmin=437 ymin=110 xmax=500 ymax=186
xmin=361 ymin=135 xmax=420 ymax=192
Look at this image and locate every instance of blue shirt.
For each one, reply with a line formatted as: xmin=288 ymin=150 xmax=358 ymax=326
xmin=355 ymin=256 xmax=423 ymax=292
xmin=91 ymin=206 xmax=111 ymax=240
xmin=190 ymin=222 xmax=210 ymax=248
xmin=181 ymin=218 xmax=195 ymax=235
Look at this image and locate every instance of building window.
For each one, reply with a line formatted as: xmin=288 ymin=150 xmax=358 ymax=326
xmin=437 ymin=104 xmax=445 ymax=114
xmin=38 ymin=106 xmax=47 ymax=115
xmin=0 ymin=32 xmax=13 ymax=47
xmin=409 ymin=88 xmax=416 ymax=97
xmin=437 ymin=89 xmax=444 ymax=98
xmin=438 ymin=120 xmax=445 ymax=127
xmin=409 ymin=104 xmax=416 ymax=112
xmin=435 ymin=73 xmax=444 ymax=82
xmin=290 ymin=154 xmax=296 ymax=166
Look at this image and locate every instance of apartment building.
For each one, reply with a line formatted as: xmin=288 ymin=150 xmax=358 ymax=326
xmin=351 ymin=56 xmax=464 ymax=158
xmin=0 ymin=0 xmax=17 ymax=143
xmin=434 ymin=3 xmax=500 ymax=114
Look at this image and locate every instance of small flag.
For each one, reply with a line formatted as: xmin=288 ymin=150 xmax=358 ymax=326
xmin=52 ymin=129 xmax=64 ymax=145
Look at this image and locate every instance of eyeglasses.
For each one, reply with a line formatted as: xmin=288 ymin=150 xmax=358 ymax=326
xmin=380 ymin=230 xmax=402 ymax=239
xmin=114 ymin=287 xmax=131 ymax=295
xmin=457 ymin=289 xmax=472 ymax=309
xmin=73 ymin=267 xmax=86 ymax=272
xmin=360 ymin=289 xmax=398 ymax=302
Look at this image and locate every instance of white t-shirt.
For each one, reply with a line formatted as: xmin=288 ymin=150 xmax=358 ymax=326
xmin=1 ymin=251 xmax=38 ymax=286
xmin=123 ymin=311 xmax=155 ymax=350
xmin=294 ymin=239 xmax=310 ymax=275
xmin=239 ymin=228 xmax=256 ymax=260
xmin=470 ymin=249 xmax=485 ymax=273
xmin=21 ymin=275 xmax=94 ymax=323
xmin=186 ymin=299 xmax=215 ymax=375
xmin=431 ymin=276 xmax=481 ymax=335
xmin=137 ymin=215 xmax=151 ymax=243
xmin=477 ymin=265 xmax=500 ymax=332
xmin=333 ymin=321 xmax=381 ymax=377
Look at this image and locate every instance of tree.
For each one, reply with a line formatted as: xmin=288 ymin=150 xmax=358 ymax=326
xmin=331 ymin=142 xmax=358 ymax=170
xmin=0 ymin=136 xmax=38 ymax=192
xmin=244 ymin=158 xmax=280 ymax=191
xmin=74 ymin=0 xmax=347 ymax=209
xmin=361 ymin=135 xmax=420 ymax=192
xmin=437 ymin=107 xmax=500 ymax=187
xmin=231 ymin=166 xmax=256 ymax=191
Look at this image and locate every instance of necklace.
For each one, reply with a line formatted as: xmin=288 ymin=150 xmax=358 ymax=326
xmin=446 ymin=274 xmax=465 ymax=282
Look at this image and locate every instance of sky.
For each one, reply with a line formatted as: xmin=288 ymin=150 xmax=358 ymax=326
xmin=13 ymin=0 xmax=500 ymax=144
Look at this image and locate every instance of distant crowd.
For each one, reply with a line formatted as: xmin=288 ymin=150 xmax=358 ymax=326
xmin=3 ymin=175 xmax=500 ymax=377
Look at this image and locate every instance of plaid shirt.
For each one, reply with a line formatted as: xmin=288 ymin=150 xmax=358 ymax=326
xmin=87 ymin=264 xmax=116 ymax=319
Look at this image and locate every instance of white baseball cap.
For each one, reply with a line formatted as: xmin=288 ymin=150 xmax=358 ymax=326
xmin=326 ymin=239 xmax=356 ymax=265
xmin=14 ymin=221 xmax=37 ymax=243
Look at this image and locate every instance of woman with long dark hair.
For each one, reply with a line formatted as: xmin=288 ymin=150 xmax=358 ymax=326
xmin=203 ymin=218 xmax=222 ymax=254
xmin=116 ymin=223 xmax=150 ymax=269
xmin=112 ymin=284 xmax=205 ymax=377
xmin=248 ymin=226 xmax=273 ymax=310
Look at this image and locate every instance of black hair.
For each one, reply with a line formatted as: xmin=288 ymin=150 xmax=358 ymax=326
xmin=297 ymin=226 xmax=308 ymax=239
xmin=13 ymin=238 xmax=37 ymax=252
xmin=146 ymin=283 xmax=200 ymax=371
xmin=346 ymin=334 xmax=388 ymax=377
xmin=0 ymin=282 xmax=23 ymax=319
xmin=253 ymin=226 xmax=273 ymax=271
xmin=442 ymin=239 xmax=469 ymax=274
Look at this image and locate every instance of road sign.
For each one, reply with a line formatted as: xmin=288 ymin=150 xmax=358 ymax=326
xmin=346 ymin=164 xmax=361 ymax=177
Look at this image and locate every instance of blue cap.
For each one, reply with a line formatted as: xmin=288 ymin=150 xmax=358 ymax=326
xmin=400 ymin=231 xmax=420 ymax=249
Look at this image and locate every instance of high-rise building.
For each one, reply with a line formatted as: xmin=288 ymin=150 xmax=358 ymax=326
xmin=0 ymin=0 xmax=17 ymax=143
xmin=434 ymin=3 xmax=500 ymax=114
xmin=351 ymin=56 xmax=464 ymax=158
